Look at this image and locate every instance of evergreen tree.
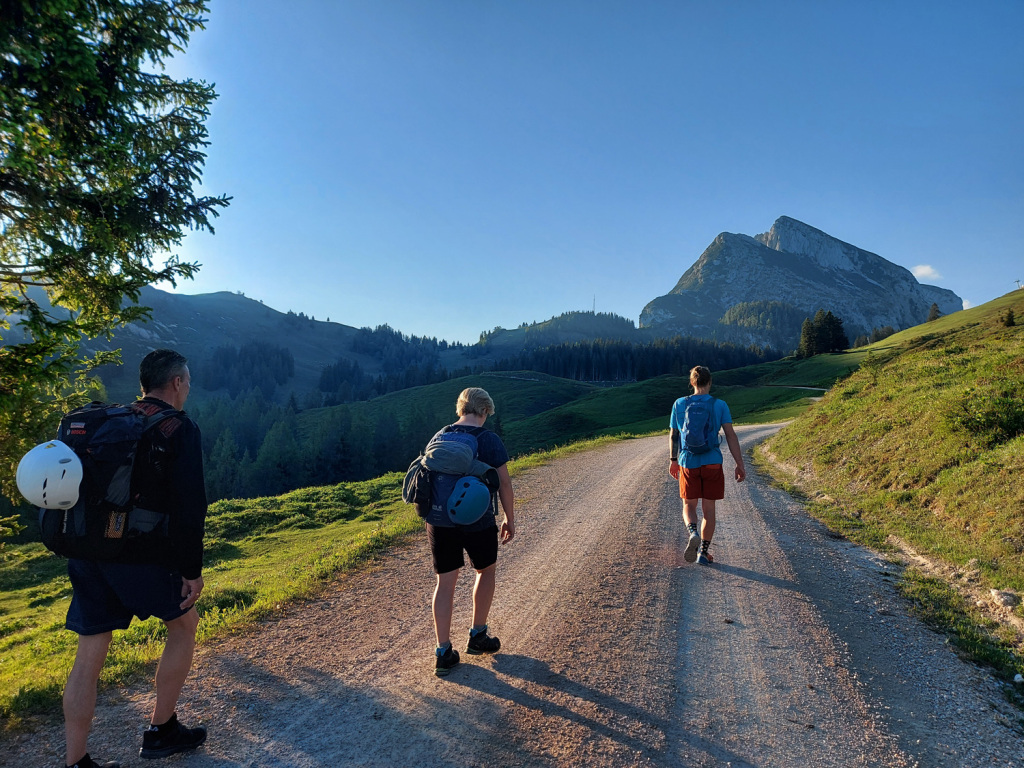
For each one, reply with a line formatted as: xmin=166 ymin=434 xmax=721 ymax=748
xmin=371 ymin=410 xmax=403 ymax=475
xmin=309 ymin=410 xmax=352 ymax=486
xmin=206 ymin=428 xmax=240 ymax=501
xmin=250 ymin=416 xmax=301 ymax=497
xmin=798 ymin=318 xmax=816 ymax=358
xmin=812 ymin=310 xmax=830 ymax=354
xmin=870 ymin=326 xmax=897 ymax=343
xmin=927 ymin=303 xmax=941 ymax=322
xmin=824 ymin=311 xmax=849 ymax=352
xmin=0 ymin=0 xmax=230 ymax=501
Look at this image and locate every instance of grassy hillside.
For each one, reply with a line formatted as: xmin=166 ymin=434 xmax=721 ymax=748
xmin=295 ymin=366 xmax=824 ymax=460
xmin=294 ymin=371 xmax=598 ymax=446
xmin=762 ymin=291 xmax=1024 ymax=687
xmin=502 ymin=376 xmax=816 ymax=454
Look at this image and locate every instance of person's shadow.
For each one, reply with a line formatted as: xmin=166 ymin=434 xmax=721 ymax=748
xmin=449 ymin=653 xmax=757 ymax=767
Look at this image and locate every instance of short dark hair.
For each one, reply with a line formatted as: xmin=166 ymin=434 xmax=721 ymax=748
xmin=140 ymin=349 xmax=188 ymax=394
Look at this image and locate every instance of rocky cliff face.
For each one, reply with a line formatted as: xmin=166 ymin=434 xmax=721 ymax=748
xmin=640 ymin=216 xmax=963 ymax=350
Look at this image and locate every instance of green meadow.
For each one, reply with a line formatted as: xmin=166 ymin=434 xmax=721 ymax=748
xmin=761 ymin=291 xmax=1024 ymax=694
xmin=2 ymin=291 xmax=1022 ymax=725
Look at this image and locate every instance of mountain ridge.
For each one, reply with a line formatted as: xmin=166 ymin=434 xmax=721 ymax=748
xmin=3 ymin=216 xmax=967 ymax=401
xmin=642 ymin=216 xmax=963 ymax=349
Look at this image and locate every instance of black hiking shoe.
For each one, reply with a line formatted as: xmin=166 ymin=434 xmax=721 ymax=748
xmin=68 ymin=755 xmax=120 ymax=768
xmin=697 ymin=541 xmax=714 ymax=566
xmin=435 ymin=644 xmax=460 ymax=677
xmin=683 ymin=531 xmax=700 ymax=563
xmin=139 ymin=713 xmax=207 ymax=759
xmin=466 ymin=629 xmax=501 ymax=655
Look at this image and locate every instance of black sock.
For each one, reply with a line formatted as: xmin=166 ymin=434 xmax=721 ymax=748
xmin=688 ymin=523 xmax=698 ymax=534
xmin=701 ymin=539 xmax=711 ymax=552
xmin=150 ymin=712 xmax=177 ymax=732
xmin=67 ymin=755 xmax=89 ymax=768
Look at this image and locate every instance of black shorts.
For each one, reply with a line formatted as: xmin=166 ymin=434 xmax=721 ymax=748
xmin=427 ymin=524 xmax=499 ymax=575
xmin=66 ymin=559 xmax=189 ymax=635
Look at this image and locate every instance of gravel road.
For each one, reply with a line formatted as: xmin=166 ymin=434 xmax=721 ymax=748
xmin=8 ymin=425 xmax=1022 ymax=767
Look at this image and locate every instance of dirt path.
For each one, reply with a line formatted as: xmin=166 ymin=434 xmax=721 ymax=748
xmin=10 ymin=426 xmax=1022 ymax=767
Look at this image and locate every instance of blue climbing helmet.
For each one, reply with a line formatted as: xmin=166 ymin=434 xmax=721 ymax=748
xmin=446 ymin=476 xmax=492 ymax=525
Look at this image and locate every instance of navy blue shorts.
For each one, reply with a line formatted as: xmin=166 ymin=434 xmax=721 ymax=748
xmin=66 ymin=559 xmax=189 ymax=635
xmin=427 ymin=524 xmax=499 ymax=574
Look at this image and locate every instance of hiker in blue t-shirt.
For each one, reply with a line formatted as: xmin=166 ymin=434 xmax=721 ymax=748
xmin=668 ymin=365 xmax=746 ymax=565
xmin=426 ymin=387 xmax=515 ymax=677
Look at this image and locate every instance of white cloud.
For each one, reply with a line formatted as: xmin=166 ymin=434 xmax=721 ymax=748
xmin=912 ymin=264 xmax=942 ymax=281
xmin=962 ymin=299 xmax=974 ymax=309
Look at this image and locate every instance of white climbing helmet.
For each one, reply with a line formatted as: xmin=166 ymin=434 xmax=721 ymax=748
xmin=16 ymin=440 xmax=83 ymax=509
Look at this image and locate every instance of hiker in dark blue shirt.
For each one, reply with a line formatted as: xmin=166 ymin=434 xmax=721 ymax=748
xmin=669 ymin=365 xmax=746 ymax=565
xmin=63 ymin=350 xmax=208 ymax=768
xmin=426 ymin=387 xmax=515 ymax=677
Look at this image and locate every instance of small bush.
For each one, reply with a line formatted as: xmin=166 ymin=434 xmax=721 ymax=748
xmin=947 ymin=388 xmax=1024 ymax=447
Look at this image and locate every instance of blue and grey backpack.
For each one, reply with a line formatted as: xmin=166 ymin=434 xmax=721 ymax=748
xmin=427 ymin=429 xmax=483 ymax=519
xmin=681 ymin=395 xmax=718 ymax=455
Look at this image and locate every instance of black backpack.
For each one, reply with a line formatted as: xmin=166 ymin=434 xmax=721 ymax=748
xmin=39 ymin=401 xmax=180 ymax=561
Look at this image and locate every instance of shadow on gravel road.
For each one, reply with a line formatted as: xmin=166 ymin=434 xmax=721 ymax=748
xmin=713 ymin=562 xmax=800 ymax=592
xmin=446 ymin=653 xmax=757 ymax=767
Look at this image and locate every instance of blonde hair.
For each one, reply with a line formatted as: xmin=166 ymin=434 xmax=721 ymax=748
xmin=689 ymin=365 xmax=712 ymax=388
xmin=456 ymin=387 xmax=495 ymax=417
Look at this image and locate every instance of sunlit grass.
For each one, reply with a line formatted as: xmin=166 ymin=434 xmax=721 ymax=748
xmin=758 ymin=291 xmax=1024 ymax=695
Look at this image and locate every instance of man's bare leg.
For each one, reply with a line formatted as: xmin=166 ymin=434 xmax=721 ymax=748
xmin=151 ymin=609 xmax=200 ymax=725
xmin=64 ymin=632 xmax=112 ymax=765
xmin=432 ymin=569 xmax=460 ymax=648
xmin=471 ymin=563 xmax=496 ymax=628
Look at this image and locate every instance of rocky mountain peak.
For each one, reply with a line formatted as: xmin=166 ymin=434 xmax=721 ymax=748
xmin=755 ymin=216 xmax=863 ymax=272
xmin=640 ymin=217 xmax=963 ymax=351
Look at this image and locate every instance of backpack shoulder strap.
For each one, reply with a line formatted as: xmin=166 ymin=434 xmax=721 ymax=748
xmin=131 ymin=401 xmax=183 ymax=433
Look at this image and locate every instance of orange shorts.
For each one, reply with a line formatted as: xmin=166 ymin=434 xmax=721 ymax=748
xmin=679 ymin=464 xmax=725 ymax=501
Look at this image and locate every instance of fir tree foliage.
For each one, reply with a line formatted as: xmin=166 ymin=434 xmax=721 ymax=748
xmin=492 ymin=336 xmax=772 ymax=382
xmin=797 ymin=310 xmax=849 ymax=358
xmin=0 ymin=0 xmax=229 ymax=501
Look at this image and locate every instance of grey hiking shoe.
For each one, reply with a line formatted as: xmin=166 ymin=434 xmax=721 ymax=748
xmin=683 ymin=531 xmax=700 ymax=563
xmin=466 ymin=629 xmax=500 ymax=655
xmin=435 ymin=644 xmax=460 ymax=677
xmin=139 ymin=713 xmax=207 ymax=759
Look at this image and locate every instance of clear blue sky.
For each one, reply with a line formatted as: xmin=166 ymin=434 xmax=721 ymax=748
xmin=165 ymin=0 xmax=1023 ymax=344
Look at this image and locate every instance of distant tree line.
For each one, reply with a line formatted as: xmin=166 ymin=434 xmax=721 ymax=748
xmin=317 ymin=324 xmax=465 ymax=405
xmin=192 ymin=389 xmax=439 ymax=502
xmin=719 ymin=301 xmax=806 ymax=333
xmin=797 ymin=310 xmax=850 ymax=358
xmin=476 ymin=311 xmax=637 ymax=349
xmin=203 ymin=341 xmax=295 ymax=399
xmin=852 ymin=326 xmax=898 ymax=348
xmin=490 ymin=336 xmax=777 ymax=381
xmin=188 ymin=331 xmax=779 ymax=501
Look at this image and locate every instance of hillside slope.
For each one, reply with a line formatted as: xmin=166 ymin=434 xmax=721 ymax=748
xmin=764 ymin=290 xmax=1024 ymax=602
